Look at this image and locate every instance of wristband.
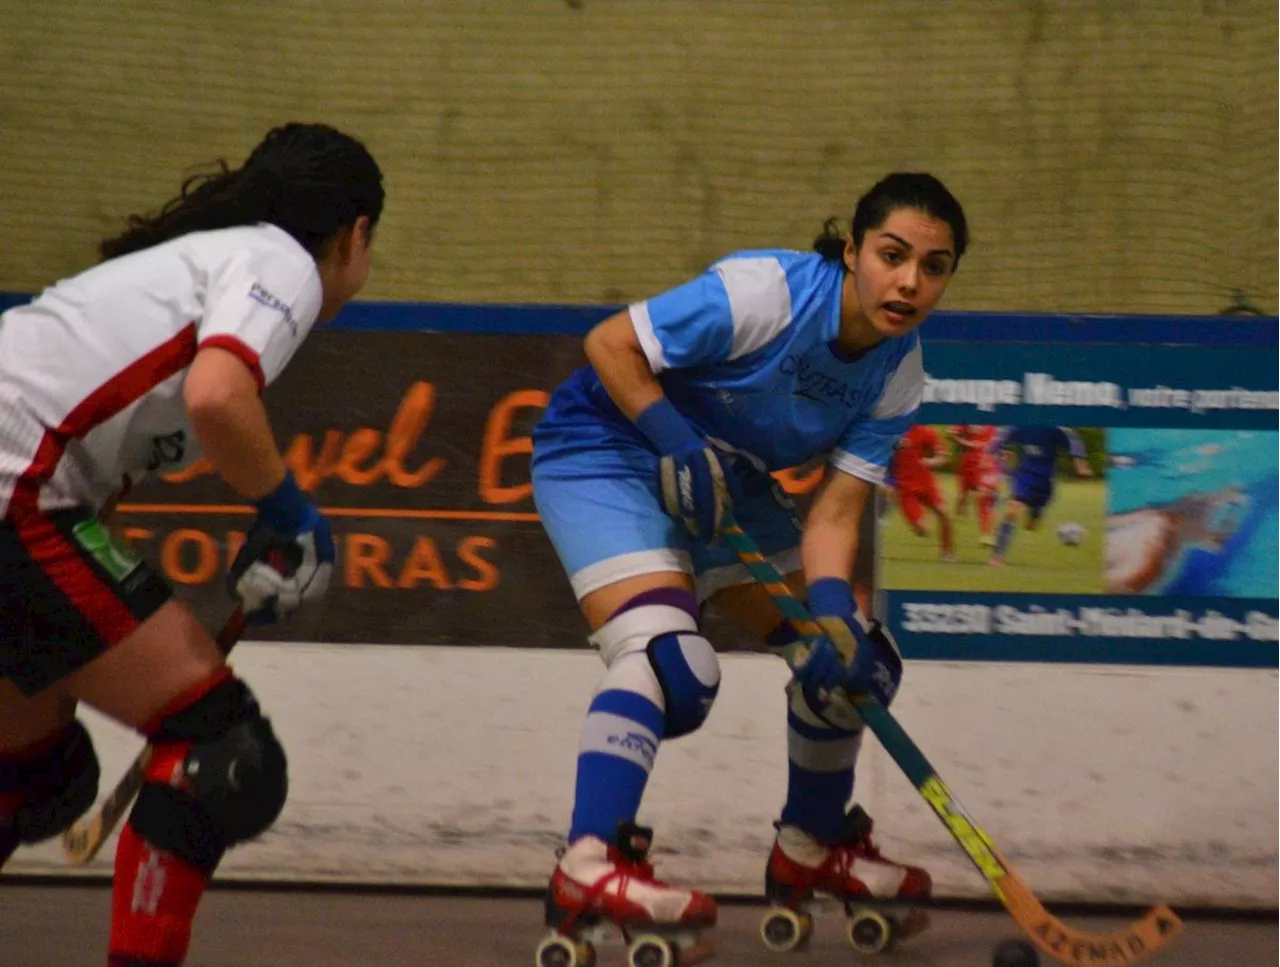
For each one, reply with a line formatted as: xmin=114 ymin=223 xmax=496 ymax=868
xmin=807 ymin=577 xmax=857 ymax=622
xmin=634 ymin=397 xmax=702 ymax=456
xmin=254 ymin=470 xmax=310 ymax=532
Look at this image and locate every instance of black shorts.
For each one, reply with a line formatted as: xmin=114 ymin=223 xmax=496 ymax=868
xmin=0 ymin=508 xmax=172 ymax=696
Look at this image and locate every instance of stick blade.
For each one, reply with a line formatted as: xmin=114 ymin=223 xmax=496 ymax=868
xmin=1003 ymin=869 xmax=1184 ymax=966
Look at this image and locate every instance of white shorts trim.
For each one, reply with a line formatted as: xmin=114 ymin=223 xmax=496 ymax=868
xmin=568 ymin=548 xmax=693 ymax=600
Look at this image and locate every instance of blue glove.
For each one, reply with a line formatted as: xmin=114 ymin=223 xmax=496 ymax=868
xmin=227 ymin=471 xmax=336 ymax=625
xmin=807 ymin=577 xmax=903 ymax=707
xmin=635 ymin=397 xmax=739 ymax=542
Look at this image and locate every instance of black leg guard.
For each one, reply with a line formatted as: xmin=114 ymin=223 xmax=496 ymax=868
xmin=128 ymin=677 xmax=288 ymax=873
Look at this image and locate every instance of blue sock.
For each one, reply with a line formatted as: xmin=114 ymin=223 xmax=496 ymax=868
xmin=779 ymin=693 xmax=861 ymax=843
xmin=994 ymin=518 xmax=1016 ymax=556
xmin=569 ymin=669 xmax=666 ymax=843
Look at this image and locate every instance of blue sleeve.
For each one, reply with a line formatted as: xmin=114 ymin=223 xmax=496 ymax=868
xmin=629 ymin=270 xmax=734 ymax=372
xmin=829 ymin=339 xmax=923 ymax=485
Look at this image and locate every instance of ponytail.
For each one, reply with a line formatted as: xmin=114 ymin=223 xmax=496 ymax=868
xmin=99 ymin=123 xmax=384 ymax=262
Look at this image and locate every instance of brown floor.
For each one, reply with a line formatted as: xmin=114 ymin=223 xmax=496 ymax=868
xmin=0 ymin=885 xmax=1274 ymax=967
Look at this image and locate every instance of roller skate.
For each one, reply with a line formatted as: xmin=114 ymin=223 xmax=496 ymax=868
xmin=759 ymin=805 xmax=931 ymax=956
xmin=535 ymin=821 xmax=717 ymax=967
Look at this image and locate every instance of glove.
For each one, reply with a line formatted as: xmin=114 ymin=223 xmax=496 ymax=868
xmin=807 ymin=577 xmax=903 ymax=708
xmin=228 ymin=471 xmax=335 ymax=625
xmin=636 ymin=397 xmax=741 ymax=542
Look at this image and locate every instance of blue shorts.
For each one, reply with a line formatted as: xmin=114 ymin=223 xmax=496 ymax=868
xmin=1012 ymin=475 xmax=1053 ymax=514
xmin=532 ymin=428 xmax=802 ymax=602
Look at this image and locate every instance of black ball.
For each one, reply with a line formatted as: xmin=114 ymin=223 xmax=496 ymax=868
xmin=992 ymin=938 xmax=1039 ymax=967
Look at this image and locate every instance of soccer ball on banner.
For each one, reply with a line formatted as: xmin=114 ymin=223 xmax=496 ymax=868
xmin=1056 ymin=521 xmax=1086 ymax=546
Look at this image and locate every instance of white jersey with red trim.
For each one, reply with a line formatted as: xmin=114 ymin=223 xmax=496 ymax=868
xmin=0 ymin=223 xmax=322 ymax=516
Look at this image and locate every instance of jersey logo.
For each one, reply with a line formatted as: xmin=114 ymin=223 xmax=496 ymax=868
xmin=248 ymin=282 xmax=298 ymax=336
xmin=146 ymin=430 xmax=187 ymax=471
xmin=780 ymin=354 xmax=861 ymax=409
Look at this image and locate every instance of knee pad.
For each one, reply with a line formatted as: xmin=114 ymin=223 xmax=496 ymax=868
xmin=0 ymin=721 xmax=100 ymax=844
xmin=590 ymin=588 xmax=719 ymax=739
xmin=129 ymin=676 xmax=288 ymax=872
xmin=646 ymin=632 xmax=720 ymax=739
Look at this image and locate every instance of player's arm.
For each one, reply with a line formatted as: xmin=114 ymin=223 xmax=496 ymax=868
xmin=194 ymin=249 xmax=333 ymax=623
xmin=922 ymin=429 xmax=949 ymax=469
xmin=1061 ymin=427 xmax=1093 ymax=477
xmin=801 ymin=467 xmax=874 ymax=584
xmin=583 ymin=310 xmax=665 ymax=421
xmin=184 ymin=346 xmax=288 ymax=499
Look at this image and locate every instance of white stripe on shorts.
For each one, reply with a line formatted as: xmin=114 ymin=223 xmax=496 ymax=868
xmin=569 ymin=548 xmax=693 ymax=600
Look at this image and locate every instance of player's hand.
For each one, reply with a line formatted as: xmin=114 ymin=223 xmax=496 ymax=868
xmin=844 ymin=618 xmax=903 ymax=707
xmin=807 ymin=578 xmax=903 ymax=708
xmin=658 ymin=442 xmax=736 ymax=542
xmin=790 ymin=635 xmax=848 ymax=695
xmin=228 ymin=471 xmax=335 ymax=625
xmin=635 ymin=397 xmax=748 ymax=542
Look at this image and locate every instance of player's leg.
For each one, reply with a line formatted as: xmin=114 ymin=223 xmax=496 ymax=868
xmin=701 ymin=487 xmax=930 ymax=908
xmin=989 ymin=495 xmax=1028 ymax=566
xmin=0 ymin=682 xmax=84 ymax=870
xmin=953 ymin=466 xmax=973 ymax=517
xmin=1 ymin=508 xmax=286 ymax=967
xmin=922 ymin=484 xmax=954 ymax=560
xmin=62 ymin=602 xmax=287 ymax=967
xmin=897 ymin=487 xmax=928 ymax=537
xmin=534 ymin=452 xmax=718 ymax=930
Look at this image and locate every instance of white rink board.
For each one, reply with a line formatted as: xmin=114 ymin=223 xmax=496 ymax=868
xmin=12 ymin=645 xmax=1278 ymax=909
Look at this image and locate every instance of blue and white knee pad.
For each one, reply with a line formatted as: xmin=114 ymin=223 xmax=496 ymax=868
xmin=590 ymin=594 xmax=721 ymax=740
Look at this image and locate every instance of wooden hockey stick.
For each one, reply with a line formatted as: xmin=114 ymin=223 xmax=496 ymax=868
xmin=60 ymin=607 xmax=247 ymax=866
xmin=719 ymin=511 xmax=1183 ymax=967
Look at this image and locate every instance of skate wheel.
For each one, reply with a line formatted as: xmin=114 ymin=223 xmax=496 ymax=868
xmin=759 ymin=907 xmax=813 ymax=952
xmin=846 ymin=908 xmax=894 ymax=955
xmin=628 ymin=933 xmax=677 ymax=967
xmin=535 ymin=933 xmax=596 ymax=967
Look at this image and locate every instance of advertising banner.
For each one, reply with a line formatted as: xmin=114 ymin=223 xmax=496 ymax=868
xmin=105 ymin=310 xmax=1279 ymax=666
xmin=878 ymin=342 xmax=1278 ymax=667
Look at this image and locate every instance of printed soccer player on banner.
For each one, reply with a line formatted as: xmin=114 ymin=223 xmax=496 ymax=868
xmin=884 ymin=424 xmax=955 ymax=562
xmin=1105 ymin=429 xmax=1278 ymax=597
xmin=878 ymin=426 xmax=1106 ymax=594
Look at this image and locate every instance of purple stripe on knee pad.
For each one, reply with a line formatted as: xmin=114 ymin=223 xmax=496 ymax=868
xmin=609 ymin=586 xmax=699 ymax=623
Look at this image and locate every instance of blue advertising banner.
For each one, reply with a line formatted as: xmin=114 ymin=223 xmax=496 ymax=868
xmin=879 ymin=337 xmax=1278 ymax=668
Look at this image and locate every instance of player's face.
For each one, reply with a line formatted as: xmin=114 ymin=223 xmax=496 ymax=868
xmin=317 ymin=218 xmax=375 ymax=323
xmin=846 ymin=208 xmax=957 ymax=338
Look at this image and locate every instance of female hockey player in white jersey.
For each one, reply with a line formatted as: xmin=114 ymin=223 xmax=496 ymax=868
xmin=531 ymin=173 xmax=967 ymax=960
xmin=0 ymin=123 xmax=383 ymax=966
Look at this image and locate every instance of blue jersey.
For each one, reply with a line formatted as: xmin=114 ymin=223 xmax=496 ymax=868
xmin=535 ymin=250 xmax=923 ymax=486
xmin=993 ymin=425 xmax=1085 ymax=491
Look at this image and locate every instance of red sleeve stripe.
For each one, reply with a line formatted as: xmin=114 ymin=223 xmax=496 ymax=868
xmin=198 ymin=335 xmax=266 ymax=392
xmin=5 ymin=324 xmax=200 ymax=644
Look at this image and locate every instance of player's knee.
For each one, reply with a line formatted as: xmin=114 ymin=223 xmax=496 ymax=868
xmin=647 ymin=632 xmax=720 ymax=739
xmin=129 ymin=676 xmax=288 ymax=872
xmin=590 ymin=587 xmax=719 ymax=739
xmin=0 ymin=720 xmax=100 ymax=844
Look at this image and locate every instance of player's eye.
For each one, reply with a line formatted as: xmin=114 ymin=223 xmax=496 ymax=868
xmin=923 ymin=259 xmax=950 ymax=277
xmin=880 ymin=249 xmax=904 ymax=265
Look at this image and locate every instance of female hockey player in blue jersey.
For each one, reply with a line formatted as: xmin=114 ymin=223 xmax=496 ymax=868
xmin=531 ymin=173 xmax=968 ymax=956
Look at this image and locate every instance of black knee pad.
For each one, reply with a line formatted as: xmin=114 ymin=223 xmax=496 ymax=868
xmin=0 ymin=720 xmax=100 ymax=844
xmin=129 ymin=677 xmax=288 ymax=872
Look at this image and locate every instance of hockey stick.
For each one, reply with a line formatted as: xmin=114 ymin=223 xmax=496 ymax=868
xmin=60 ymin=606 xmax=247 ymax=866
xmin=718 ymin=511 xmax=1183 ymax=967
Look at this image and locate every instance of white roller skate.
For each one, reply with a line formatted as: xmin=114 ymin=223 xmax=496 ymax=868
xmin=759 ymin=805 xmax=931 ymax=956
xmin=535 ymin=822 xmax=717 ymax=967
